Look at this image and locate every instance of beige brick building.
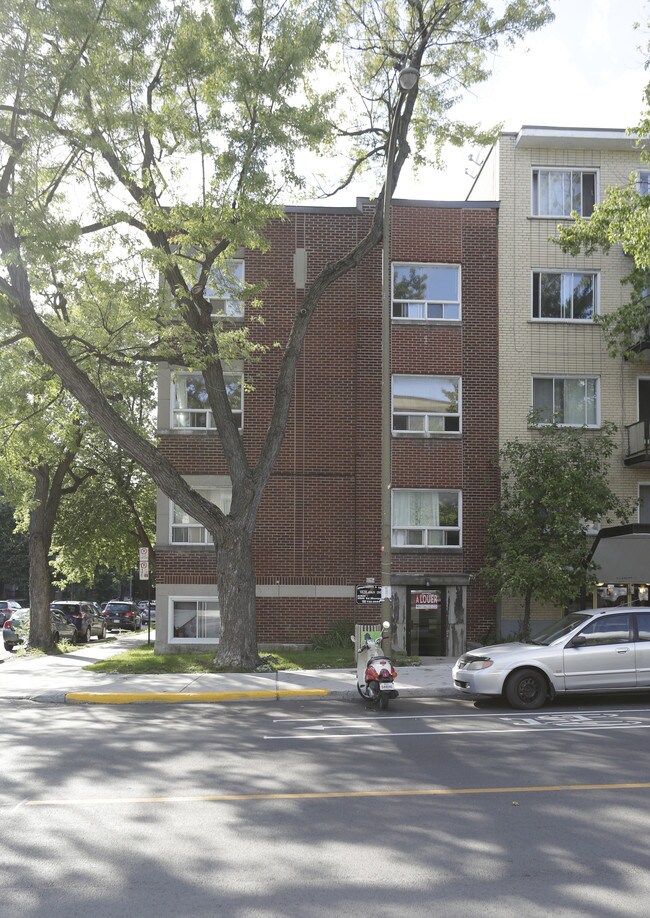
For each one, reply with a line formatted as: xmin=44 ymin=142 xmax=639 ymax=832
xmin=469 ymin=126 xmax=650 ymax=636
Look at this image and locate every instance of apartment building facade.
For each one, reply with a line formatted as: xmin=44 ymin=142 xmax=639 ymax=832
xmin=154 ymin=198 xmax=500 ymax=656
xmin=469 ymin=126 xmax=650 ymax=636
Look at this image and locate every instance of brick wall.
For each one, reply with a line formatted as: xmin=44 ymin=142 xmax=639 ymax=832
xmin=156 ymin=198 xmax=500 ymax=648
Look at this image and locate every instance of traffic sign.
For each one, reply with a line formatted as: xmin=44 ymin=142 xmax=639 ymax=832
xmin=139 ymin=561 xmax=149 ymax=581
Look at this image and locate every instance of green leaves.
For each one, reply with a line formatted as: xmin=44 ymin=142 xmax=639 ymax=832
xmin=482 ymin=422 xmax=635 ymax=635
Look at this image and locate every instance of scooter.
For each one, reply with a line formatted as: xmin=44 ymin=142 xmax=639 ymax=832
xmin=353 ymin=621 xmax=398 ymax=710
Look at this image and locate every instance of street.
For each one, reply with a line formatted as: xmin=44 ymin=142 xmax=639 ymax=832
xmin=2 ymin=694 xmax=650 ymax=917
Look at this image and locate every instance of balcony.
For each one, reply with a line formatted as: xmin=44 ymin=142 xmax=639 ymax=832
xmin=624 ymin=419 xmax=650 ymax=466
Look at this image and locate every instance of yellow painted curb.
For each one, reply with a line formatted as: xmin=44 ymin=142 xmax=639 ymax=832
xmin=65 ymin=689 xmax=330 ymax=704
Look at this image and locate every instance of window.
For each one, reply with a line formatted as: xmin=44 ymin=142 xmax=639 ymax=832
xmin=392 ymin=375 xmax=460 ymax=434
xmin=532 ymin=169 xmax=596 ymax=218
xmin=171 ymin=487 xmax=232 ymax=544
xmin=577 ymin=613 xmax=630 ymax=646
xmin=172 ymin=598 xmax=221 ymax=641
xmin=639 ymin=484 xmax=650 ymax=524
xmin=532 ymin=271 xmax=597 ymax=321
xmin=532 ymin=376 xmax=599 ymax=427
xmin=203 ymin=259 xmax=244 ymax=317
xmin=637 ymin=171 xmax=650 ymax=195
xmin=172 ymin=372 xmax=243 ymax=429
xmin=636 ymin=612 xmax=650 ymax=642
xmin=392 ymin=263 xmax=460 ymax=320
xmin=392 ymin=489 xmax=461 ymax=548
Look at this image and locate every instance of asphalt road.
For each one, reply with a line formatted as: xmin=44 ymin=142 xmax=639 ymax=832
xmin=2 ymin=694 xmax=650 ymax=917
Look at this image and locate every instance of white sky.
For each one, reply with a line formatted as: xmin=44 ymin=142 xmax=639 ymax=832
xmin=311 ymin=0 xmax=650 ymax=205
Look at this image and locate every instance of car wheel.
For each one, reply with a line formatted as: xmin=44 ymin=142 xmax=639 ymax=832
xmin=70 ymin=630 xmax=78 ymax=646
xmin=4 ymin=642 xmax=14 ymax=652
xmin=505 ymin=668 xmax=548 ymax=710
xmin=100 ymin=623 xmax=107 ymax=640
xmin=84 ymin=627 xmax=92 ymax=643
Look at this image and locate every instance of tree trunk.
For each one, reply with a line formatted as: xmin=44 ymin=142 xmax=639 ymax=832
xmin=213 ymin=530 xmax=259 ymax=669
xmin=28 ymin=468 xmax=55 ymax=651
xmin=521 ymin=585 xmax=533 ymax=642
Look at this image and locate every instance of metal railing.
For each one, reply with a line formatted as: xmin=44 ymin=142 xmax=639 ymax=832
xmin=626 ymin=419 xmax=650 ymax=459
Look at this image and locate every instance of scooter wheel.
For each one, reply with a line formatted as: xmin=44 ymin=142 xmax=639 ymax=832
xmin=357 ymin=684 xmax=374 ymax=700
xmin=378 ymin=693 xmax=390 ymax=710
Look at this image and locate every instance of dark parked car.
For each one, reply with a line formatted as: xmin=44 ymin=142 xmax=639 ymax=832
xmin=50 ymin=601 xmax=107 ymax=643
xmin=102 ymin=600 xmax=142 ymax=632
xmin=3 ymin=608 xmax=78 ymax=651
xmin=0 ymin=600 xmax=22 ymax=626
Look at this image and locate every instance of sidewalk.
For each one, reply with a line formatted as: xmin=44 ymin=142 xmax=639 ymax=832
xmin=0 ymin=632 xmax=457 ymax=705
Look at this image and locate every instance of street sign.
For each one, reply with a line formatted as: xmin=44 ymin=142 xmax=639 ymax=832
xmin=356 ymin=584 xmax=381 ymax=604
xmin=139 ymin=547 xmax=149 ymax=562
xmin=139 ymin=561 xmax=149 ymax=581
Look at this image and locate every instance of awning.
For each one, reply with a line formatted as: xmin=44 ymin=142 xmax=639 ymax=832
xmin=588 ymin=524 xmax=650 ymax=584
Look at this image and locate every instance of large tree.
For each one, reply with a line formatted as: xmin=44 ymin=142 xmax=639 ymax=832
xmin=481 ymin=422 xmax=634 ymax=641
xmin=0 ymin=0 xmax=553 ymax=667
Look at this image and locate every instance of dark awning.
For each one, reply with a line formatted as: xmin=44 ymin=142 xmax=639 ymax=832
xmin=588 ymin=524 xmax=650 ymax=584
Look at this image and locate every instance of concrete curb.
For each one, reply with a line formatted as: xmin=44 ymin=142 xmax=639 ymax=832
xmin=64 ymin=688 xmax=331 ymax=704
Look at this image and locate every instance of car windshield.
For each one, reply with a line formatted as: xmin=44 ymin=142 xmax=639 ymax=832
xmin=530 ymin=612 xmax=593 ymax=646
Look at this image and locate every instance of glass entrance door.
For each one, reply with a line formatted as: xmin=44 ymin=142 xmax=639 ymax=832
xmin=407 ymin=588 xmax=445 ymax=655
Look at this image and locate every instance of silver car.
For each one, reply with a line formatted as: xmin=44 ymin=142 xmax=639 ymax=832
xmin=453 ymin=607 xmax=650 ymax=710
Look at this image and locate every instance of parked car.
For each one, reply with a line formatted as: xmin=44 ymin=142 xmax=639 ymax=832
xmin=102 ymin=600 xmax=142 ymax=632
xmin=50 ymin=601 xmax=107 ymax=643
xmin=3 ymin=608 xmax=78 ymax=651
xmin=140 ymin=601 xmax=156 ymax=625
xmin=0 ymin=600 xmax=22 ymax=626
xmin=453 ymin=606 xmax=650 ymax=710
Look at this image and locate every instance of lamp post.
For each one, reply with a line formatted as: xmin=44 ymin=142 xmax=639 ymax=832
xmin=380 ymin=64 xmax=419 ymax=643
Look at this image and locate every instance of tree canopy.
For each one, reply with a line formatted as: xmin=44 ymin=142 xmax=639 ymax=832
xmin=0 ymin=0 xmax=553 ymax=664
xmin=481 ymin=421 xmax=634 ymax=641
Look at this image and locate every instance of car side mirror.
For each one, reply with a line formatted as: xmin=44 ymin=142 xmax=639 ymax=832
xmin=570 ymin=634 xmax=587 ymax=648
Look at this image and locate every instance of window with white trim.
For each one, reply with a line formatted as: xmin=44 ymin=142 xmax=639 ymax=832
xmin=392 ymin=375 xmax=460 ymax=434
xmin=392 ymin=263 xmax=460 ymax=320
xmin=203 ymin=259 xmax=244 ymax=317
xmin=172 ymin=598 xmax=221 ymax=641
xmin=532 ymin=376 xmax=599 ymax=427
xmin=171 ymin=487 xmax=232 ymax=544
xmin=172 ymin=372 xmax=243 ymax=430
xmin=392 ymin=489 xmax=461 ymax=548
xmin=637 ymin=171 xmax=650 ymax=195
xmin=532 ymin=169 xmax=596 ymax=218
xmin=532 ymin=271 xmax=597 ymax=321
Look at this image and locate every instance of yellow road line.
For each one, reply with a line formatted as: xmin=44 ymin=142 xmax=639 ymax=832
xmin=65 ymin=689 xmax=329 ymax=704
xmin=24 ymin=782 xmax=650 ymax=807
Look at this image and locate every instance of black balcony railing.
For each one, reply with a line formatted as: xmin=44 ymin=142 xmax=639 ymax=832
xmin=625 ymin=419 xmax=650 ymax=465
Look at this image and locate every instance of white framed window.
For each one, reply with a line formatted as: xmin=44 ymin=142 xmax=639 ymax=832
xmin=532 ymin=271 xmax=597 ymax=321
xmin=532 ymin=376 xmax=599 ymax=427
xmin=392 ymin=263 xmax=460 ymax=321
xmin=170 ymin=597 xmax=221 ymax=641
xmin=392 ymin=375 xmax=461 ymax=434
xmin=637 ymin=171 xmax=650 ymax=196
xmin=203 ymin=259 xmax=245 ymax=317
xmin=171 ymin=487 xmax=232 ymax=544
xmin=172 ymin=371 xmax=243 ymax=430
xmin=392 ymin=489 xmax=461 ymax=548
xmin=532 ymin=168 xmax=596 ymax=218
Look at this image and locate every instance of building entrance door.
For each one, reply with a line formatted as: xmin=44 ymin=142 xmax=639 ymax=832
xmin=407 ymin=588 xmax=445 ymax=656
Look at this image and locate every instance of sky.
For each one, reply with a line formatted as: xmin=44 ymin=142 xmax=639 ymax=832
xmin=315 ymin=0 xmax=650 ymax=205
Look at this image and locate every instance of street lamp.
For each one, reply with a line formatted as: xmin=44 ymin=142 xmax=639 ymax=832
xmin=380 ymin=63 xmax=419 ymax=643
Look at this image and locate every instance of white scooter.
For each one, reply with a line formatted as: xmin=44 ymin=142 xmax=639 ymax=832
xmin=353 ymin=621 xmax=398 ymax=710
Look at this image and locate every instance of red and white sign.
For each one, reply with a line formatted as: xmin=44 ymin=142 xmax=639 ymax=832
xmin=413 ymin=591 xmax=441 ymax=609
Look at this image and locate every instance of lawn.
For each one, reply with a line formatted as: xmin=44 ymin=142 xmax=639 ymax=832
xmin=85 ymin=644 xmax=420 ymax=674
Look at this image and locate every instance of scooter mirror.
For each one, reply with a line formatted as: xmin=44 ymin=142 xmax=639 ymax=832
xmin=382 ymin=621 xmax=390 ymax=629
xmin=350 ymin=635 xmax=355 ymax=643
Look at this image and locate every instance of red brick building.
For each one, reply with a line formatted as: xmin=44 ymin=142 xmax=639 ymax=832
xmin=155 ymin=197 xmax=499 ymax=655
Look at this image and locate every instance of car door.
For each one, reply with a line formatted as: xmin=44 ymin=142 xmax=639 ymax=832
xmin=633 ymin=611 xmax=650 ymax=687
xmin=562 ymin=612 xmax=636 ymax=691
